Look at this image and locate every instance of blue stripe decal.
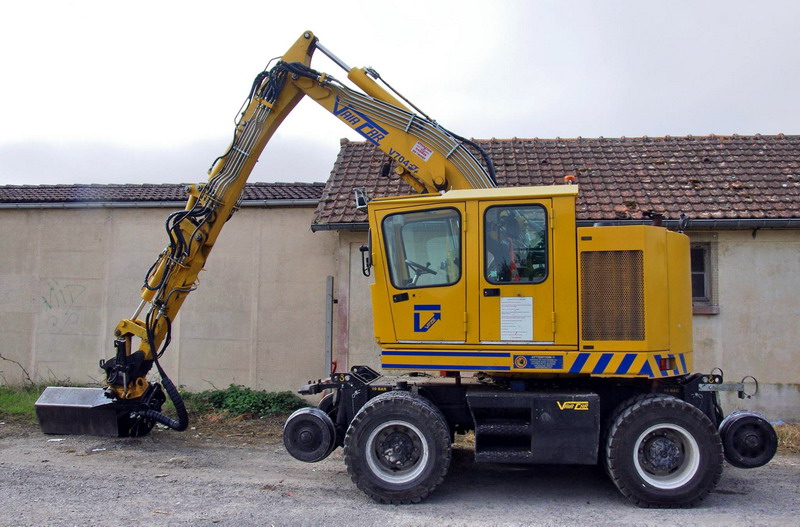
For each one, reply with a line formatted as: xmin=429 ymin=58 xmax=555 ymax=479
xmin=382 ymin=364 xmax=511 ymax=371
xmin=414 ymin=305 xmax=440 ymax=311
xmin=592 ymin=353 xmax=613 ymax=374
xmin=615 ymin=354 xmax=637 ymax=375
xmin=383 ymin=351 xmax=511 ymax=358
xmin=679 ymin=354 xmax=688 ymax=374
xmin=639 ymin=360 xmax=654 ymax=378
xmin=569 ymin=353 xmax=590 ymax=374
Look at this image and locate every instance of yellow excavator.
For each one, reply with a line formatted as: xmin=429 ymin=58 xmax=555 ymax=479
xmin=36 ymin=31 xmax=776 ymax=507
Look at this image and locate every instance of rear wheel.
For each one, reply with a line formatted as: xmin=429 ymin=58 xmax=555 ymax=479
xmin=605 ymin=395 xmax=722 ymax=508
xmin=344 ymin=391 xmax=451 ymax=504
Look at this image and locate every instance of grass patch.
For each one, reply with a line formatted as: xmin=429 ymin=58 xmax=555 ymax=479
xmin=0 ymin=383 xmax=51 ymax=425
xmin=776 ymin=423 xmax=800 ymax=454
xmin=180 ymin=385 xmax=308 ymax=418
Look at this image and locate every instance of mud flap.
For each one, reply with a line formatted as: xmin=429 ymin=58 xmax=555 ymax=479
xmin=35 ymin=387 xmax=120 ymax=437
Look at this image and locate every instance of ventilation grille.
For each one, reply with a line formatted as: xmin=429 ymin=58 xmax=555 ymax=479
xmin=581 ymin=250 xmax=645 ymax=341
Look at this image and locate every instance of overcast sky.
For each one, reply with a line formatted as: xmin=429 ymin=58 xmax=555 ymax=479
xmin=1 ymin=0 xmax=798 ymax=186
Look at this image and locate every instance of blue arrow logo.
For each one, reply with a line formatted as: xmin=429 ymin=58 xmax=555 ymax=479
xmin=413 ymin=304 xmax=441 ymax=332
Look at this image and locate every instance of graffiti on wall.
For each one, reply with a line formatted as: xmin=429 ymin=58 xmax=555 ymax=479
xmin=38 ymin=279 xmax=86 ymax=329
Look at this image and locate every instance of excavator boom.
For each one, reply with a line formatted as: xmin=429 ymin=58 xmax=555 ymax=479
xmin=37 ymin=31 xmax=494 ymax=437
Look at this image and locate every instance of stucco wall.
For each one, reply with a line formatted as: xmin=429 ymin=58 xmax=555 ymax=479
xmin=0 ymin=206 xmax=337 ymax=393
xmin=691 ymin=229 xmax=800 ymax=420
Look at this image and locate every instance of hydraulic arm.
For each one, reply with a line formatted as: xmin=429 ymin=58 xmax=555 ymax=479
xmin=92 ymin=31 xmax=495 ymax=433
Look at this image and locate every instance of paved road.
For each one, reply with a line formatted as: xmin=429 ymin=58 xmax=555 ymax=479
xmin=1 ymin=427 xmax=798 ymax=526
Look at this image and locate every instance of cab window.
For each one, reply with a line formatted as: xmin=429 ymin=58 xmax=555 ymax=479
xmin=382 ymin=208 xmax=461 ymax=289
xmin=485 ymin=205 xmax=548 ymax=283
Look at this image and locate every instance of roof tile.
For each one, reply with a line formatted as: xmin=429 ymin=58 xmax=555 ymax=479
xmin=313 ymin=135 xmax=800 ymax=224
xmin=0 ymin=182 xmax=325 ymax=204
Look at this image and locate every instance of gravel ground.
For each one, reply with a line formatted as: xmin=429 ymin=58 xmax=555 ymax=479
xmin=1 ymin=422 xmax=798 ymax=527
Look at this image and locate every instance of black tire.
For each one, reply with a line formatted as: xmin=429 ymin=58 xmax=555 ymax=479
xmin=602 ymin=393 xmax=661 ymax=477
xmin=344 ymin=391 xmax=451 ymax=504
xmin=605 ymin=395 xmax=723 ymax=508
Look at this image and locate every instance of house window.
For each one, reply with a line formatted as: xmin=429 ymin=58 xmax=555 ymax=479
xmin=690 ymin=242 xmax=719 ymax=314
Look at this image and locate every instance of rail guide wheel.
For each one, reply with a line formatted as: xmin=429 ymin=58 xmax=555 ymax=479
xmin=284 ymin=407 xmax=337 ymax=463
xmin=718 ymin=410 xmax=777 ymax=469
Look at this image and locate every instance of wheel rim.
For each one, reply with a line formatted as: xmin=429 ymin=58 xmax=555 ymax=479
xmin=365 ymin=420 xmax=429 ymax=485
xmin=633 ymin=423 xmax=700 ymax=489
xmin=729 ymin=421 xmax=773 ymax=462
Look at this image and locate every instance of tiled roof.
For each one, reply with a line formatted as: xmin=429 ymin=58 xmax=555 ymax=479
xmin=313 ymin=135 xmax=800 ymax=225
xmin=0 ymin=182 xmax=325 ymax=204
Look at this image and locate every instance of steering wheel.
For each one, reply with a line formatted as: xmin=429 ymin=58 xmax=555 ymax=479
xmin=405 ymin=259 xmax=437 ymax=281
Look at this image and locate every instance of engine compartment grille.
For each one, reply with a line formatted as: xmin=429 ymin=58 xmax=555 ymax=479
xmin=580 ymin=250 xmax=645 ymax=341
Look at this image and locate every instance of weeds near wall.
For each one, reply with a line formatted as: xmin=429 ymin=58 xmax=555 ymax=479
xmin=0 ymin=384 xmax=50 ymax=424
xmin=0 ymin=353 xmax=35 ymax=386
xmin=776 ymin=423 xmax=800 ymax=453
xmin=181 ymin=385 xmax=308 ymax=418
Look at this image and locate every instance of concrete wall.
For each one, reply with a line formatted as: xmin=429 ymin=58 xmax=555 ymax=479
xmin=0 ymin=206 xmax=337 ymax=393
xmin=691 ymin=230 xmax=800 ymax=421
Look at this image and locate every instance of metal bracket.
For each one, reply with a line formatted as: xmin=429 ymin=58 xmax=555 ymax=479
xmin=698 ymin=375 xmax=759 ymax=399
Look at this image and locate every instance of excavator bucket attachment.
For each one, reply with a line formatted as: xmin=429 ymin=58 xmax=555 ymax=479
xmin=35 ymin=387 xmax=120 ymax=437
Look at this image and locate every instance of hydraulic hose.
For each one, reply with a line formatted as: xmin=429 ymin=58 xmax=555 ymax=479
xmin=138 ymin=362 xmax=189 ymax=431
xmin=137 ymin=313 xmax=188 ymax=431
xmin=140 ymin=373 xmax=188 ymax=431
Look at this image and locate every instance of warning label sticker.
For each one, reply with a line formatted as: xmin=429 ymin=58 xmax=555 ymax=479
xmin=500 ymin=297 xmax=533 ymax=341
xmin=411 ymin=141 xmax=434 ymax=161
xmin=513 ymin=355 xmax=564 ymax=370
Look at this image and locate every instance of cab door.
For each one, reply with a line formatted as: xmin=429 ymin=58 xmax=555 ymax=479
xmin=479 ymin=200 xmax=555 ymax=344
xmin=378 ymin=204 xmax=466 ymax=343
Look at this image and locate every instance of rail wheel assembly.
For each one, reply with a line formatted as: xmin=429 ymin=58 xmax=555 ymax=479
xmin=283 ymin=407 xmax=337 ymax=463
xmin=343 ymin=391 xmax=452 ymax=504
xmin=605 ymin=395 xmax=723 ymax=508
xmin=718 ymin=410 xmax=777 ymax=469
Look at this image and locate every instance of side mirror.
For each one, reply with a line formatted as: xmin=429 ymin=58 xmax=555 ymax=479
xmin=354 ymin=188 xmax=370 ymax=212
xmin=360 ymin=245 xmax=371 ymax=277
xmin=360 ymin=228 xmax=373 ymax=277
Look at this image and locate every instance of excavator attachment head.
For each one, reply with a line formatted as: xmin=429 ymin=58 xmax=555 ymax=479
xmin=35 ymin=385 xmax=165 ymax=437
xmin=36 ymin=387 xmax=120 ymax=436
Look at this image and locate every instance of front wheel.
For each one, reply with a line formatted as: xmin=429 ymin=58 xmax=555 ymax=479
xmin=605 ymin=395 xmax=723 ymax=508
xmin=344 ymin=391 xmax=451 ymax=504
